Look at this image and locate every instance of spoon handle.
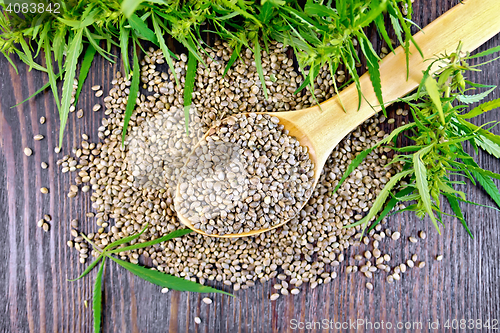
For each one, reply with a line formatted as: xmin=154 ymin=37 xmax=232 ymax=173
xmin=289 ymin=0 xmax=500 ymax=169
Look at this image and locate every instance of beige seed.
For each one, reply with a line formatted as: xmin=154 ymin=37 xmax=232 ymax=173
xmin=44 ymin=214 xmax=52 ymax=221
xmin=41 ymin=162 xmax=48 ymax=169
xmin=391 ymin=232 xmax=400 ymax=241
xmin=93 ymin=104 xmax=101 ymax=112
xmin=383 ymin=254 xmax=391 ymax=262
xmin=436 ymin=255 xmax=443 ymax=261
xmin=418 ymin=261 xmax=426 ymax=268
xmin=161 ymin=288 xmax=169 ymax=293
xmin=419 ymin=231 xmax=426 ymax=239
xmin=42 ymin=223 xmax=49 ymax=232
xmin=24 ymin=147 xmax=33 ymax=156
xmin=387 ymin=118 xmax=395 ymax=124
xmin=202 ymin=297 xmax=212 ymax=305
xmin=39 ymin=116 xmax=46 ymax=124
xmin=392 ymin=273 xmax=401 ymax=281
xmin=412 ymin=254 xmax=418 ymax=262
xmin=95 ymin=90 xmax=104 ymax=97
xmin=91 ymin=85 xmax=101 ymax=91
xmin=409 ymin=236 xmax=418 ymax=243
xmin=77 ymin=109 xmax=84 ymax=118
xmin=290 ymin=288 xmax=300 ymax=295
xmin=366 ymin=282 xmax=374 ymax=290
xmin=270 ymin=293 xmax=280 ymax=301
xmin=67 ymin=240 xmax=73 ymax=248
xmin=34 ymin=134 xmax=44 ymax=141
xmin=68 ymin=192 xmax=77 ymax=198
xmin=70 ymin=185 xmax=78 ymax=193
xmin=54 ymin=146 xmax=61 ymax=153
xmin=194 ymin=317 xmax=201 ymax=324
xmin=407 ymin=259 xmax=415 ymax=268
xmin=37 ymin=219 xmax=44 ymax=228
xmin=386 ymin=275 xmax=394 ymax=283
xmin=40 ymin=187 xmax=49 ymax=194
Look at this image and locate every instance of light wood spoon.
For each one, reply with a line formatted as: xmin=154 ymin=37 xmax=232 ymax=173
xmin=176 ymin=0 xmax=500 ymax=238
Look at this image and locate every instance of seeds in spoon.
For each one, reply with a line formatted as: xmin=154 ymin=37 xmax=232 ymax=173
xmin=175 ymin=113 xmax=314 ymax=236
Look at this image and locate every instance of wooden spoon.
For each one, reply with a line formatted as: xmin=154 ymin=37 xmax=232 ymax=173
xmin=176 ymin=0 xmax=500 ymax=238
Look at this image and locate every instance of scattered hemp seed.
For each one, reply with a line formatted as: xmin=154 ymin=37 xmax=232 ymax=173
xmin=37 ymin=219 xmax=44 ymax=228
xmin=40 ymin=187 xmax=49 ymax=194
xmin=290 ymin=289 xmax=300 ymax=295
xmin=391 ymin=232 xmax=401 ymax=241
xmin=41 ymin=162 xmax=48 ymax=169
xmin=93 ymin=104 xmax=101 ymax=112
xmin=43 ymin=214 xmax=51 ymax=221
xmin=419 ymin=231 xmax=426 ymax=239
xmin=418 ymin=261 xmax=426 ymax=268
xmin=91 ymin=85 xmax=101 ymax=91
xmin=77 ymin=109 xmax=84 ymax=118
xmin=436 ymin=255 xmax=443 ymax=261
xmin=194 ymin=317 xmax=201 ymax=325
xmin=34 ymin=134 xmax=44 ymax=141
xmin=70 ymin=185 xmax=78 ymax=193
xmin=202 ymin=297 xmax=212 ymax=305
xmin=24 ymin=147 xmax=33 ymax=156
xmin=95 ymin=90 xmax=104 ymax=97
xmin=54 ymin=146 xmax=61 ymax=154
xmin=366 ymin=282 xmax=374 ymax=290
xmin=161 ymin=288 xmax=169 ymax=294
xmin=39 ymin=116 xmax=46 ymax=124
xmin=42 ymin=223 xmax=49 ymax=232
xmin=67 ymin=240 xmax=74 ymax=248
xmin=409 ymin=236 xmax=418 ymax=243
xmin=270 ymin=293 xmax=280 ymax=301
xmin=412 ymin=254 xmax=418 ymax=262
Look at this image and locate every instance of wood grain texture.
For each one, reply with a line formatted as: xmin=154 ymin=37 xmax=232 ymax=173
xmin=1 ymin=1 xmax=499 ymax=332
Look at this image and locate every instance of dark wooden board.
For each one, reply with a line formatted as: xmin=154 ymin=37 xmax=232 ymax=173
xmin=1 ymin=1 xmax=499 ymax=332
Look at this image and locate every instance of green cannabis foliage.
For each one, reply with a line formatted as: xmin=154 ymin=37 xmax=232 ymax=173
xmin=69 ymin=225 xmax=232 ymax=333
xmin=0 ymin=0 xmax=416 ymax=145
xmin=335 ymin=43 xmax=500 ymax=236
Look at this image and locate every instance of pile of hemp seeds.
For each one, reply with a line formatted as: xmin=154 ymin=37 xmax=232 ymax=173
xmin=54 ymin=40 xmax=433 ymax=297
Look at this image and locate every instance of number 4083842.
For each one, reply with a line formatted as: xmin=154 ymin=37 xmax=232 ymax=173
xmin=4 ymin=2 xmax=61 ymax=14
xmin=443 ymin=319 xmax=498 ymax=330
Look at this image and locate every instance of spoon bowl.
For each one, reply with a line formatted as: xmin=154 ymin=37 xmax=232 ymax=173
xmin=176 ymin=0 xmax=500 ymax=237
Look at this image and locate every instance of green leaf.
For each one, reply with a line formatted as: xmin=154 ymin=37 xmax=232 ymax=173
xmin=59 ymin=28 xmax=84 ymax=147
xmin=253 ymin=37 xmax=268 ymax=100
xmin=425 ymin=76 xmax=445 ymax=125
xmin=457 ymin=86 xmax=496 ymax=104
xmin=122 ymin=0 xmax=143 ymax=18
xmin=152 ymin=13 xmax=179 ymax=86
xmin=223 ymin=43 xmax=241 ymax=77
xmin=68 ymin=253 xmax=105 ymax=281
xmin=122 ymin=37 xmax=140 ymax=144
xmin=44 ymin=37 xmax=60 ymax=114
xmin=128 ymin=13 xmax=158 ymax=45
xmin=367 ymin=186 xmax=414 ymax=232
xmin=120 ymin=24 xmax=131 ymax=78
xmin=108 ymin=256 xmax=233 ymax=296
xmin=413 ymin=144 xmax=440 ymax=233
xmin=459 ymin=98 xmax=500 ymax=119
xmin=359 ymin=35 xmax=385 ymax=115
xmin=183 ymin=51 xmax=198 ymax=134
xmin=93 ymin=259 xmax=105 ymax=333
xmin=444 ymin=194 xmax=473 ymax=238
xmin=347 ymin=169 xmax=413 ymax=229
xmin=109 ymin=229 xmax=192 ymax=254
xmin=469 ymin=44 xmax=500 ymax=59
xmin=11 ymin=75 xmax=61 ymax=108
xmin=259 ymin=1 xmax=275 ymax=24
xmin=103 ymin=223 xmax=149 ymax=252
xmin=74 ymin=45 xmax=97 ymax=105
xmin=332 ymin=123 xmax=415 ymax=195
